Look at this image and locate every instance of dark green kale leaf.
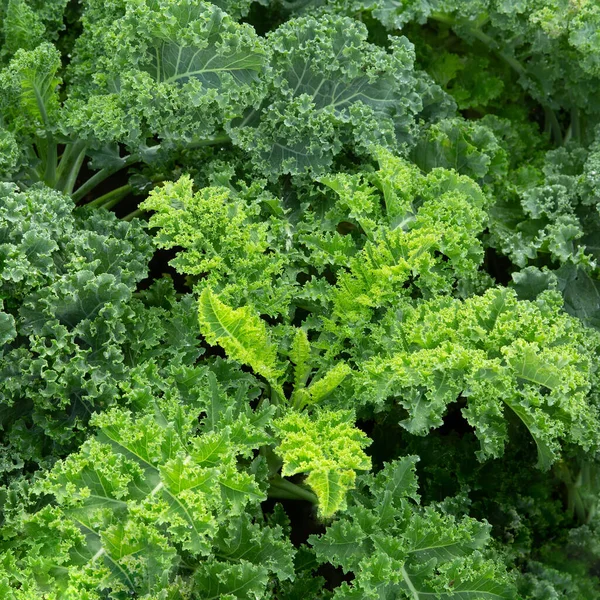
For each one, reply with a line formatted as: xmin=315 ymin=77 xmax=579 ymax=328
xmin=0 ymin=183 xmax=205 ymax=481
xmin=229 ymin=13 xmax=445 ymax=177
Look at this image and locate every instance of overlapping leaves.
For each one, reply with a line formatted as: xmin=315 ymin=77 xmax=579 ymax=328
xmin=0 ymin=367 xmax=294 ymax=598
xmin=0 ymin=183 xmax=204 ymax=479
xmin=310 ymin=457 xmax=517 ymax=599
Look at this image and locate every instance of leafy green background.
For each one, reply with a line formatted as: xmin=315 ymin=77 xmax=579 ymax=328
xmin=1 ymin=0 xmax=600 ymax=598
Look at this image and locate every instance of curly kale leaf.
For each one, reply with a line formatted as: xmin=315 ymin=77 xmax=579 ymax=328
xmin=0 ymin=183 xmax=207 ymax=479
xmin=0 ymin=302 xmax=16 ymax=346
xmin=0 ymin=43 xmax=63 ymax=185
xmin=195 ymin=286 xmax=355 ymax=412
xmin=0 ymin=0 xmax=69 ymax=59
xmin=326 ymin=150 xmax=489 ymax=330
xmin=356 ymin=288 xmax=600 ymax=469
xmin=145 ymin=145 xmax=598 ymax=473
xmin=66 ymin=0 xmax=266 ymax=149
xmin=230 ymin=14 xmax=444 ymax=177
xmin=309 ymin=457 xmax=517 ymax=599
xmin=411 ymin=116 xmax=509 ymax=185
xmin=198 ymin=286 xmax=286 ymax=392
xmin=341 ymin=1 xmax=600 ymax=124
xmin=486 ymin=143 xmax=597 ymax=269
xmin=0 ymin=368 xmax=294 ymax=598
xmin=1 ymin=0 xmax=267 ymax=193
xmin=141 ymin=175 xmax=296 ymax=316
xmin=193 ymin=289 xmax=371 ymax=517
xmin=273 ymin=409 xmax=371 ymax=518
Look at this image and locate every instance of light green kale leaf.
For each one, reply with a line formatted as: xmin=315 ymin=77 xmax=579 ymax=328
xmin=327 ymin=150 xmax=489 ymax=328
xmin=273 ymin=409 xmax=371 ymax=518
xmin=0 ymin=368 xmax=293 ymax=599
xmin=141 ymin=175 xmax=296 ymax=316
xmin=356 ymin=288 xmax=600 ymax=469
xmin=309 ymin=457 xmax=517 ymax=599
xmin=196 ymin=286 xmax=354 ymax=412
xmin=194 ymin=289 xmax=367 ymax=517
xmin=198 ymin=287 xmax=286 ymax=393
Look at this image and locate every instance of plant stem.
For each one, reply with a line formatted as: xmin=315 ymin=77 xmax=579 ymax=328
xmin=85 ymin=184 xmax=132 ymax=210
xmin=570 ymin=107 xmax=581 ymax=143
xmin=71 ymin=154 xmax=139 ymax=203
xmin=55 ymin=143 xmax=76 ymax=180
xmin=122 ymin=207 xmax=145 ymax=221
xmin=269 ymin=381 xmax=283 ymax=407
xmin=71 ymin=134 xmax=230 ymax=203
xmin=268 ymin=476 xmax=318 ymax=504
xmin=56 ymin=141 xmax=88 ymax=194
xmin=186 ymin=133 xmax=231 ymax=149
xmin=544 ymin=107 xmax=563 ymax=146
xmin=43 ymin=136 xmax=58 ymax=188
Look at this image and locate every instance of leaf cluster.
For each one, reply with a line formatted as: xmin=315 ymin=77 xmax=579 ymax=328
xmin=2 ymin=1 xmax=600 ymax=598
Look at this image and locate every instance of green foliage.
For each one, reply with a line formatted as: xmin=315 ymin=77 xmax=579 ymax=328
xmin=0 ymin=366 xmax=295 ymax=598
xmin=358 ymin=287 xmax=600 ymax=468
xmin=198 ymin=286 xmax=285 ymax=391
xmin=141 ymin=175 xmax=293 ymax=315
xmin=2 ymin=1 xmax=600 ymax=598
xmin=310 ymin=457 xmax=517 ymax=599
xmin=229 ymin=14 xmax=440 ymax=176
xmin=0 ymin=183 xmax=208 ymax=480
xmin=67 ymin=0 xmax=267 ymax=146
xmin=273 ymin=409 xmax=371 ymax=517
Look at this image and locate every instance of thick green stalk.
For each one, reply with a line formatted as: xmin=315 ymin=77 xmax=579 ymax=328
xmin=56 ymin=141 xmax=88 ymax=194
xmin=71 ymin=133 xmax=230 ymax=203
xmin=544 ymin=107 xmax=563 ymax=146
xmin=570 ymin=107 xmax=581 ymax=144
xmin=55 ymin=143 xmax=76 ymax=180
xmin=270 ymin=385 xmax=283 ymax=407
xmin=71 ymin=154 xmax=138 ymax=203
xmin=86 ymin=184 xmax=132 ymax=210
xmin=186 ymin=133 xmax=231 ymax=149
xmin=43 ymin=136 xmax=58 ymax=188
xmin=122 ymin=207 xmax=145 ymax=221
xmin=268 ymin=476 xmax=318 ymax=504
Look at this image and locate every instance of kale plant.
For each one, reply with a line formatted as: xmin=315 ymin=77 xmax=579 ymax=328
xmin=1 ymin=0 xmax=600 ymax=598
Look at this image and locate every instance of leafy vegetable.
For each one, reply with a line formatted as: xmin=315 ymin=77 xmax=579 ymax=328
xmin=273 ymin=409 xmax=371 ymax=517
xmin=2 ymin=1 xmax=600 ymax=598
xmin=310 ymin=457 xmax=517 ymax=599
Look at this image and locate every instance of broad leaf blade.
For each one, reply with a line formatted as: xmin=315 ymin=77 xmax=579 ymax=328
xmin=198 ymin=287 xmax=284 ymax=387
